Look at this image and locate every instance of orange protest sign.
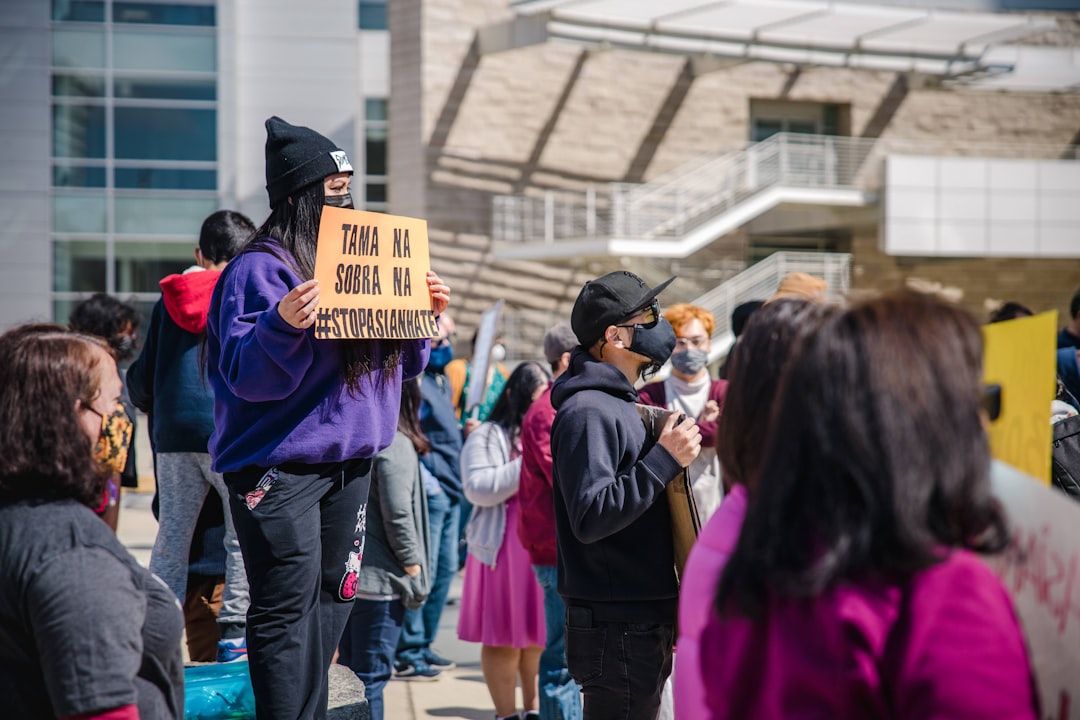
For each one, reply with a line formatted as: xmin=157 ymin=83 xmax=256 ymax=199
xmin=312 ymin=206 xmax=438 ymax=340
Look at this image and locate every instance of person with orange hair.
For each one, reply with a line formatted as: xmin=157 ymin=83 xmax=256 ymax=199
xmin=638 ymin=303 xmax=727 ymax=520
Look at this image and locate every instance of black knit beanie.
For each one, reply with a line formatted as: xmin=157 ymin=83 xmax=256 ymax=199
xmin=264 ymin=116 xmax=353 ymax=208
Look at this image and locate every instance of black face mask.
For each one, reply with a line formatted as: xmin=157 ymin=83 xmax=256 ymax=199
xmin=324 ymin=193 xmax=354 ymax=209
xmin=626 ymin=318 xmax=676 ymax=380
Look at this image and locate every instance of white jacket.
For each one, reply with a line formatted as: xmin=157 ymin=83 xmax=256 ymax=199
xmin=460 ymin=422 xmax=522 ymax=568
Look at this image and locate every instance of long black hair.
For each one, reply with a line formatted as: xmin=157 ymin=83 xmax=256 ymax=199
xmin=244 ymin=181 xmax=403 ymax=395
xmin=487 ymin=361 xmax=550 ymax=446
xmin=398 ymin=378 xmax=431 ymax=455
xmin=715 ymin=290 xmax=1009 ymax=619
xmin=715 ymin=298 xmax=838 ymax=491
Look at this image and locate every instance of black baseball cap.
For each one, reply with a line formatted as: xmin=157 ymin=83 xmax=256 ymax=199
xmin=570 ymin=271 xmax=675 ymax=347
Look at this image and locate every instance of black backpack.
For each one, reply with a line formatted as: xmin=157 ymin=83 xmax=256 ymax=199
xmin=1052 ymin=413 xmax=1080 ymax=499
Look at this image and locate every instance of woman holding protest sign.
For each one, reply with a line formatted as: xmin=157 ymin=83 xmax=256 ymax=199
xmin=206 ymin=116 xmax=450 ymax=719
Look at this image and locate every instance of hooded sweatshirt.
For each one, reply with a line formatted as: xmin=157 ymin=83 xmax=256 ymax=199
xmin=128 ymin=267 xmax=222 ymax=453
xmin=550 ymin=346 xmax=682 ymax=623
xmin=206 ymin=243 xmax=429 ymax=473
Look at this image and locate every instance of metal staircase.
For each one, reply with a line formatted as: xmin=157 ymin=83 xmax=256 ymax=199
xmin=493 ymin=133 xmax=877 ymax=260
xmin=691 ymin=251 xmax=851 ymax=362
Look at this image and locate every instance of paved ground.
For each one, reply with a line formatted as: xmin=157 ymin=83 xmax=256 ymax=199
xmin=117 ymin=489 xmax=511 ymax=720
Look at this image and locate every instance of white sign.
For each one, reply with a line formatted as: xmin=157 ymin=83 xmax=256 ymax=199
xmin=986 ymin=460 xmax=1080 ymax=719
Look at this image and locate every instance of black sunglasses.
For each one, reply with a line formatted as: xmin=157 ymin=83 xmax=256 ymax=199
xmin=616 ymin=299 xmax=660 ymax=331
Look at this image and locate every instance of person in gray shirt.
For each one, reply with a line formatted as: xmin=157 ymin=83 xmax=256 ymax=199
xmin=0 ymin=325 xmax=184 ymax=720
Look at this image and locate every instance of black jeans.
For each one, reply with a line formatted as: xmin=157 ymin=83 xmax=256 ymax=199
xmin=226 ymin=459 xmax=372 ymax=720
xmin=564 ymin=606 xmax=674 ymax=720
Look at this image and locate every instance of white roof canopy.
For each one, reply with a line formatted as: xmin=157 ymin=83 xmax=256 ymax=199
xmin=479 ymin=0 xmax=1075 ymax=87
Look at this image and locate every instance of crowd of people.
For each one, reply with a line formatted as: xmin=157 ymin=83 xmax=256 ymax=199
xmin=1 ymin=110 xmax=1076 ymax=720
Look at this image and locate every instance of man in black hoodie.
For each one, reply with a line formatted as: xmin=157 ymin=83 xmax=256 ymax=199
xmin=550 ymin=271 xmax=701 ymax=720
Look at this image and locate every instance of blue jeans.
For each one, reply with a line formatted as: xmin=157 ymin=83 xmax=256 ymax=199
xmin=533 ymin=565 xmax=582 ymax=720
xmin=396 ymin=489 xmax=459 ymax=664
xmin=338 ymin=599 xmax=405 ymax=720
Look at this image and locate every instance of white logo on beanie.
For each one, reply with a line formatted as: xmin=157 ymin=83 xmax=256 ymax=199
xmin=330 ymin=150 xmax=353 ymax=173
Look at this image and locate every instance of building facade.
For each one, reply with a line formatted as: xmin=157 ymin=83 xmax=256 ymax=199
xmin=2 ymin=0 xmax=1079 ymax=352
xmin=0 ymin=0 xmax=388 ymax=328
xmin=390 ymin=0 xmax=1080 ymax=352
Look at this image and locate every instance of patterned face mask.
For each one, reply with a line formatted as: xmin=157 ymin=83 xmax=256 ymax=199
xmin=87 ymin=402 xmax=133 ymax=475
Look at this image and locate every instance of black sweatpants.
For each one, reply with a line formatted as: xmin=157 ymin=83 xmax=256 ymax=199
xmin=225 ymin=459 xmax=372 ymax=720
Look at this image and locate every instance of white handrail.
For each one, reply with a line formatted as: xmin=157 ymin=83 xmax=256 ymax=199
xmin=493 ymin=133 xmax=1080 ymax=248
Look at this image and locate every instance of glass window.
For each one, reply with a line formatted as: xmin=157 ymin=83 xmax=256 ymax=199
xmin=53 ymin=192 xmax=107 ymax=233
xmin=114 ymin=194 xmax=217 ymax=234
xmin=52 ymin=28 xmax=106 ymax=68
xmin=113 ymin=2 xmax=215 ymax=26
xmin=114 ymin=76 xmax=215 ymax=100
xmin=115 ymin=167 xmax=216 ymax=190
xmin=114 ymin=30 xmax=215 ymax=72
xmin=751 ymin=119 xmax=783 ymax=142
xmin=365 ymin=126 xmax=387 ymax=175
xmin=53 ymin=163 xmax=106 ymax=187
xmin=53 ymin=104 xmax=106 ymax=158
xmin=53 ymin=73 xmax=105 ymax=97
xmin=53 ymin=240 xmax=107 ymax=292
xmin=365 ymin=98 xmax=388 ymax=122
xmin=52 ymin=0 xmax=105 ymax=22
xmin=114 ymin=107 xmax=216 ymax=160
xmin=365 ymin=183 xmax=387 ymax=204
xmin=114 ymin=241 xmax=196 ymax=293
xmin=359 ymin=1 xmax=387 ymax=30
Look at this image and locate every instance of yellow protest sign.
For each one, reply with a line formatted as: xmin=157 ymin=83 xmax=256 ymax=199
xmin=312 ymin=206 xmax=438 ymax=340
xmin=982 ymin=311 xmax=1058 ymax=483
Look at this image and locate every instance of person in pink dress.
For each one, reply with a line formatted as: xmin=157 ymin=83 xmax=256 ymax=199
xmin=681 ymin=290 xmax=1039 ymax=719
xmin=675 ymin=298 xmax=836 ymax=719
xmin=458 ymin=361 xmax=551 ymax=720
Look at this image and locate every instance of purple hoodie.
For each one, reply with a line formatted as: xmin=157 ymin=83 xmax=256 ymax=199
xmin=206 ymin=243 xmax=429 ymax=473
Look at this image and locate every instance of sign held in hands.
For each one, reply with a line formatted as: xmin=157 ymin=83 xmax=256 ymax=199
xmin=312 ymin=206 xmax=439 ymax=340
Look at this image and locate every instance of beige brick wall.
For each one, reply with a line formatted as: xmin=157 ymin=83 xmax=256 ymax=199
xmin=851 ymin=231 xmax=1080 ymax=324
xmin=395 ymin=0 xmax=1080 ymax=351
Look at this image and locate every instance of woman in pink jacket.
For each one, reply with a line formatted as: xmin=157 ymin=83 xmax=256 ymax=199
xmin=678 ymin=291 xmax=1038 ymax=719
xmin=675 ymin=298 xmax=835 ymax=718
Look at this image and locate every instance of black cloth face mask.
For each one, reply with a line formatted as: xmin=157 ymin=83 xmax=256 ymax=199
xmin=324 ymin=193 xmax=354 ymax=209
xmin=622 ymin=317 xmax=676 ymax=380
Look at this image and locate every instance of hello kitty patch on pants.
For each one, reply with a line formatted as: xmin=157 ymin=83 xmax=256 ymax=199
xmin=245 ymin=467 xmax=278 ymax=510
xmin=338 ymin=502 xmax=367 ymax=600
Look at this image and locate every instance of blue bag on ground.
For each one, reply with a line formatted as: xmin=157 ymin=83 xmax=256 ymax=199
xmin=184 ymin=662 xmax=256 ymax=719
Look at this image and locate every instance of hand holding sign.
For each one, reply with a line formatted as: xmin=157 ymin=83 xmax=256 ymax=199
xmin=278 ymin=279 xmax=321 ymax=330
xmin=427 ymin=270 xmax=451 ymax=318
xmin=658 ymin=411 xmax=702 ymax=468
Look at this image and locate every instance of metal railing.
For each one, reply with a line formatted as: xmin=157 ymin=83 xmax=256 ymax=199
xmin=493 ymin=133 xmax=1080 ymax=249
xmin=696 ymin=251 xmax=852 ymax=362
xmin=493 ymin=133 xmax=876 ymax=247
xmin=493 ymin=251 xmax=850 ymax=367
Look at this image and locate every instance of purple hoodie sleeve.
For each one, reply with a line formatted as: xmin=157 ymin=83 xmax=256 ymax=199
xmin=400 ymin=336 xmax=431 ymax=381
xmin=214 ymin=254 xmax=315 ymax=402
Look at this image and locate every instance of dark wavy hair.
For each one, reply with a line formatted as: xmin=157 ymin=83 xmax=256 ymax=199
xmin=398 ymin=378 xmax=431 ymax=455
xmin=716 ymin=298 xmax=839 ymax=491
xmin=68 ymin=292 xmax=141 ymax=362
xmin=487 ymin=362 xmax=551 ymax=446
xmin=244 ymin=181 xmax=402 ymax=395
xmin=0 ymin=326 xmax=112 ymax=505
xmin=715 ymin=290 xmax=1009 ymax=619
xmin=988 ymin=301 xmax=1033 ymax=324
